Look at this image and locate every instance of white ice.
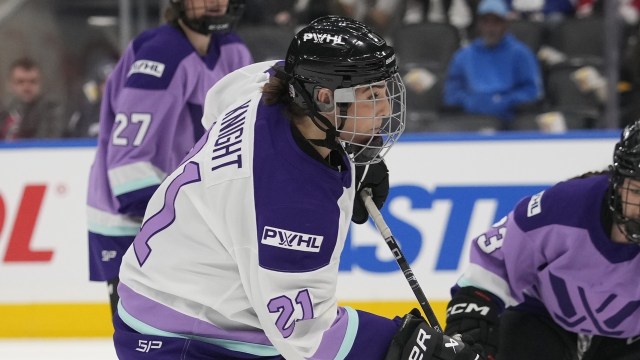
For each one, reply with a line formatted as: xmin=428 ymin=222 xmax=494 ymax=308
xmin=0 ymin=338 xmax=117 ymax=360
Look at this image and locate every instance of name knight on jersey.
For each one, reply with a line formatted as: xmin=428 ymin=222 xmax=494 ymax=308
xmin=211 ymin=100 xmax=250 ymax=171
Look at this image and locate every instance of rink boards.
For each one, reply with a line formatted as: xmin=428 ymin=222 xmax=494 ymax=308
xmin=0 ymin=131 xmax=618 ymax=337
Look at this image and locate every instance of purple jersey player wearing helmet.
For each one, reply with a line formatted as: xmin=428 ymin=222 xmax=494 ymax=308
xmin=86 ymin=0 xmax=252 ymax=317
xmin=445 ymin=121 xmax=640 ymax=360
xmin=113 ymin=16 xmax=483 ymax=360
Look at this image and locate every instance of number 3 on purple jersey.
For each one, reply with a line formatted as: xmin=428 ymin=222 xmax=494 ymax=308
xmin=268 ymin=289 xmax=314 ymax=338
xmin=134 ymin=161 xmax=202 ymax=266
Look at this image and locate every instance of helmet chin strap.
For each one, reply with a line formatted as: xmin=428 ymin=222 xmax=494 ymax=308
xmin=182 ymin=15 xmax=231 ymax=35
xmin=306 ymin=101 xmax=349 ymax=152
xmin=275 ymin=68 xmax=346 ymax=153
xmin=306 ymin=116 xmax=344 ymax=152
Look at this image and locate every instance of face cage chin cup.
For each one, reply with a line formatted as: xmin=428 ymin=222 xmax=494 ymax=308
xmin=613 ymin=212 xmax=640 ymax=244
xmin=330 ymin=73 xmax=406 ymax=166
xmin=622 ymin=221 xmax=640 ymax=244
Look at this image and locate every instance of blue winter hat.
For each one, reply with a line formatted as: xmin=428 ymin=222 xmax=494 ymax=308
xmin=477 ymin=0 xmax=509 ymax=18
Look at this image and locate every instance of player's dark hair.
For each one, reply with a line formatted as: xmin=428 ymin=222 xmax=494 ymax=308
xmin=569 ymin=169 xmax=609 ymax=180
xmin=164 ymin=5 xmax=180 ymax=26
xmin=261 ymin=75 xmax=307 ymax=119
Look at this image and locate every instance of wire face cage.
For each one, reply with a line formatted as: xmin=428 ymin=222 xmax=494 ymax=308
xmin=334 ymin=73 xmax=406 ymax=165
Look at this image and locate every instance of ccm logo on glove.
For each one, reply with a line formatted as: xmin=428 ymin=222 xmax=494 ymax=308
xmin=447 ymin=303 xmax=492 ymax=317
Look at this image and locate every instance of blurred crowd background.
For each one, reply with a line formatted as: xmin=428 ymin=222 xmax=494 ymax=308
xmin=0 ymin=0 xmax=637 ymax=139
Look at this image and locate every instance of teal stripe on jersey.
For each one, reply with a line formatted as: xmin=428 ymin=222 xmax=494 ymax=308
xmin=112 ymin=176 xmax=162 ymax=196
xmin=118 ymin=302 xmax=280 ymax=357
xmin=87 ymin=224 xmax=140 ymax=237
xmin=335 ymin=306 xmax=359 ymax=360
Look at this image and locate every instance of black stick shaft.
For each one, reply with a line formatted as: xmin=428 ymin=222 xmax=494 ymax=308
xmin=360 ymin=189 xmax=443 ymax=333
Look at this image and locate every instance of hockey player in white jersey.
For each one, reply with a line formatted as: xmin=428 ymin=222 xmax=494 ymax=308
xmin=114 ymin=15 xmax=483 ymax=360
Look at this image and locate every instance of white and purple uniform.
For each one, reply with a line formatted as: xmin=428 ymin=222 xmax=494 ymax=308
xmin=115 ymin=62 xmax=399 ymax=359
xmin=87 ymin=24 xmax=252 ymax=281
xmin=456 ymin=174 xmax=640 ymax=338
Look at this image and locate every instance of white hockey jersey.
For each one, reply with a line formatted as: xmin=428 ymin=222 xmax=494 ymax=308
xmin=118 ymin=61 xmax=400 ymax=360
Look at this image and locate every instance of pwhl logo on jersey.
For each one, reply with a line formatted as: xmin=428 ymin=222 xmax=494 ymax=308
xmin=128 ymin=60 xmax=165 ymax=78
xmin=527 ymin=190 xmax=544 ymax=217
xmin=261 ymin=226 xmax=323 ymax=252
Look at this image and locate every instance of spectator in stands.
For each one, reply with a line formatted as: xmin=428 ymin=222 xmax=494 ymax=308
xmin=242 ymin=0 xmax=295 ymax=26
xmin=242 ymin=0 xmax=335 ymax=27
xmin=443 ymin=0 xmax=542 ymax=128
xmin=404 ymin=0 xmax=482 ymax=26
xmin=577 ymin=0 xmax=640 ymax=25
xmin=0 ymin=103 xmax=7 ymax=134
xmin=295 ymin=0 xmax=336 ymax=25
xmin=0 ymin=57 xmax=64 ymax=140
xmin=64 ymin=61 xmax=115 ymax=138
xmin=508 ymin=0 xmax=576 ymax=21
xmin=335 ymin=0 xmax=406 ymax=40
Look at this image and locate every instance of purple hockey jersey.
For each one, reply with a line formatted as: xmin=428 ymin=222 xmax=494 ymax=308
xmin=455 ymin=174 xmax=640 ymax=338
xmin=86 ymin=24 xmax=253 ymax=281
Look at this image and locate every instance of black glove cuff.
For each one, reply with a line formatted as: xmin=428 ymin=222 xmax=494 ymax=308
xmin=352 ymin=159 xmax=389 ymax=224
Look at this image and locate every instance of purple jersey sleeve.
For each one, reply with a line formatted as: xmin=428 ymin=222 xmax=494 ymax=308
xmin=344 ymin=310 xmax=399 ymax=359
xmin=456 ymin=174 xmax=640 ymax=338
xmin=311 ymin=307 xmax=399 ymax=360
xmin=87 ymin=25 xmax=252 ymax=281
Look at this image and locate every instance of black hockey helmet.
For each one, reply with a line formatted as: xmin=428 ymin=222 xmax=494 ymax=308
xmin=277 ymin=15 xmax=406 ymax=165
xmin=170 ymin=0 xmax=244 ymax=35
xmin=284 ymin=15 xmax=398 ymax=110
xmin=609 ymin=120 xmax=640 ymax=244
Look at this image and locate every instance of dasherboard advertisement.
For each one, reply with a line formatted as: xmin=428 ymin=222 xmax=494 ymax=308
xmin=0 ymin=132 xmax=619 ymax=336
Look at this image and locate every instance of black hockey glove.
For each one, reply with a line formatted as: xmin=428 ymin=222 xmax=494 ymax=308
xmin=444 ymin=287 xmax=501 ymax=360
xmin=352 ymin=159 xmax=389 ymax=224
xmin=385 ymin=309 xmax=486 ymax=360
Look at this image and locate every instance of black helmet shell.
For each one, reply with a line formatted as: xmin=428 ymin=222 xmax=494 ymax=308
xmin=285 ymin=16 xmax=398 ymax=93
xmin=612 ymin=122 xmax=640 ymax=179
xmin=609 ymin=120 xmax=640 ymax=244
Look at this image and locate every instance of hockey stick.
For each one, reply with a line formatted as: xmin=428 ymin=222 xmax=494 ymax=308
xmin=360 ymin=188 xmax=443 ymax=333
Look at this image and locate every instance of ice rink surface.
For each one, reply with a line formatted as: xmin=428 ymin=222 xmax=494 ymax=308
xmin=0 ymin=338 xmax=117 ymax=360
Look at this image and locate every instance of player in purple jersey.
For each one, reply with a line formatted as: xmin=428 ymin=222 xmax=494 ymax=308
xmin=86 ymin=0 xmax=252 ymax=317
xmin=445 ymin=121 xmax=640 ymax=359
xmin=113 ymin=16 xmax=483 ymax=360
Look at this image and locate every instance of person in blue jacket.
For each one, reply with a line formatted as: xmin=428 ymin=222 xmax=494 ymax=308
xmin=443 ymin=0 xmax=542 ymax=127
